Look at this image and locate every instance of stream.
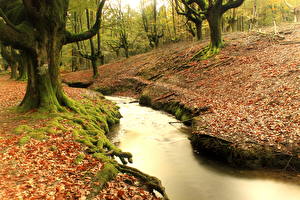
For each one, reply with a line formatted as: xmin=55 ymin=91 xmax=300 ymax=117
xmin=106 ymin=96 xmax=300 ymax=200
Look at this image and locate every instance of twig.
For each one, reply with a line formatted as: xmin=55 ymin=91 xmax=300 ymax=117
xmin=154 ymin=93 xmax=176 ymax=101
xmin=280 ymin=41 xmax=300 ymax=45
xmin=283 ymin=156 xmax=293 ymax=171
xmin=169 ymin=118 xmax=193 ymax=125
xmin=129 ymin=100 xmax=139 ymax=104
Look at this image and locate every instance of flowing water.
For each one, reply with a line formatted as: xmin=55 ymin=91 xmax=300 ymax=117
xmin=106 ymin=96 xmax=300 ymax=200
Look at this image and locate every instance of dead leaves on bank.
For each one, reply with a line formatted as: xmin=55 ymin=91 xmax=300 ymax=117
xmin=64 ymin=26 xmax=300 ymax=157
xmin=0 ymin=77 xmax=159 ymax=199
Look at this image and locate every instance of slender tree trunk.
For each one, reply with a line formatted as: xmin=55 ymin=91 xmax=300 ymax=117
xmin=195 ymin=21 xmax=203 ymax=40
xmin=124 ymin=47 xmax=129 ymax=58
xmin=171 ymin=0 xmax=177 ymax=38
xmin=17 ymin=54 xmax=28 ymax=81
xmin=86 ymin=9 xmax=99 ymax=78
xmin=71 ymin=47 xmax=79 ymax=72
xmin=10 ymin=64 xmax=18 ymax=79
xmin=91 ymin=58 xmax=98 ymax=78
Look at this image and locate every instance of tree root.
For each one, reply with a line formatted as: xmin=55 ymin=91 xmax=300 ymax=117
xmin=116 ymin=164 xmax=169 ymax=200
xmin=192 ymin=44 xmax=222 ymax=61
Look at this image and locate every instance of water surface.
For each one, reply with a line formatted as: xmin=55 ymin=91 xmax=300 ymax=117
xmin=107 ymin=96 xmax=300 ymax=200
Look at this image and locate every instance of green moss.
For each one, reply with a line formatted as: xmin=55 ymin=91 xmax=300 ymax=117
xmin=139 ymin=95 xmax=152 ymax=106
xmin=13 ymin=125 xmax=32 ymax=135
xmin=192 ymin=44 xmax=223 ymax=61
xmin=49 ymin=145 xmax=58 ymax=151
xmin=88 ymin=162 xmax=119 ymax=197
xmin=175 ymin=107 xmax=183 ymax=120
xmin=181 ymin=113 xmax=190 ymax=122
xmin=74 ymin=153 xmax=85 ymax=165
xmin=13 ymin=94 xmax=134 ymax=197
xmin=19 ymin=135 xmax=31 ymax=145
xmin=29 ymin=131 xmax=48 ymax=140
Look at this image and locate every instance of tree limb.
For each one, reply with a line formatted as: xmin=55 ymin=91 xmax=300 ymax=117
xmin=64 ymin=0 xmax=106 ymax=45
xmin=221 ymin=0 xmax=245 ymax=13
xmin=0 ymin=20 xmax=34 ymax=51
xmin=0 ymin=8 xmax=21 ymax=33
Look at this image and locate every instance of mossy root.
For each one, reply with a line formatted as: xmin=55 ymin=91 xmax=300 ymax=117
xmin=117 ymin=164 xmax=169 ymax=200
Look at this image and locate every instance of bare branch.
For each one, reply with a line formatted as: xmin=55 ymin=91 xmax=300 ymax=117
xmin=222 ymin=0 xmax=245 ymax=13
xmin=64 ymin=0 xmax=106 ymax=45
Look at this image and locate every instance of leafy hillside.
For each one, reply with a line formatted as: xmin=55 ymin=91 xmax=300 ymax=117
xmin=64 ymin=24 xmax=300 ymax=168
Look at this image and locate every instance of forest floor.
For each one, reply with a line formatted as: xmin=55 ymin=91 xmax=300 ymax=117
xmin=63 ymin=23 xmax=300 ymax=171
xmin=0 ymin=75 xmax=160 ymax=199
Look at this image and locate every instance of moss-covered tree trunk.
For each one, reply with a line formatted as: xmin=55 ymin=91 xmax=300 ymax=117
xmin=189 ymin=0 xmax=244 ymax=60
xmin=0 ymin=0 xmax=106 ymax=112
xmin=207 ymin=12 xmax=223 ymax=49
xmin=193 ymin=11 xmax=223 ymax=60
xmin=20 ymin=33 xmax=69 ymax=112
xmin=91 ymin=57 xmax=99 ymax=78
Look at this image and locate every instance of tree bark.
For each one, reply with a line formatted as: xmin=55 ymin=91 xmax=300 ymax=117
xmin=10 ymin=64 xmax=18 ymax=79
xmin=17 ymin=54 xmax=28 ymax=81
xmin=0 ymin=0 xmax=106 ymax=111
xmin=195 ymin=21 xmax=203 ymax=40
xmin=207 ymin=12 xmax=223 ymax=49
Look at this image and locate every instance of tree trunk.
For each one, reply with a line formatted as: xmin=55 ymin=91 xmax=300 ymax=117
xmin=86 ymin=9 xmax=99 ymax=78
xmin=195 ymin=21 xmax=203 ymax=40
xmin=10 ymin=64 xmax=18 ymax=79
xmin=207 ymin=12 xmax=223 ymax=49
xmin=17 ymin=54 xmax=28 ymax=81
xmin=20 ymin=33 xmax=69 ymax=112
xmin=91 ymin=57 xmax=99 ymax=78
xmin=72 ymin=47 xmax=79 ymax=72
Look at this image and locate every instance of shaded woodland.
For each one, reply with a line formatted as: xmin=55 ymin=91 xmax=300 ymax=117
xmin=0 ymin=0 xmax=300 ymax=199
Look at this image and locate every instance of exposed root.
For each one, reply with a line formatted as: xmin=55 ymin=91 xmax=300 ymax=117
xmin=116 ymin=164 xmax=169 ymax=200
xmin=192 ymin=45 xmax=221 ymax=60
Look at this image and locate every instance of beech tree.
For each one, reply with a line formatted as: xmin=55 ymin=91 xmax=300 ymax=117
xmin=180 ymin=0 xmax=245 ymax=59
xmin=77 ymin=8 xmax=104 ymax=78
xmin=0 ymin=0 xmax=106 ymax=111
xmin=0 ymin=45 xmax=19 ymax=79
xmin=174 ymin=0 xmax=206 ymax=40
xmin=141 ymin=0 xmax=164 ymax=48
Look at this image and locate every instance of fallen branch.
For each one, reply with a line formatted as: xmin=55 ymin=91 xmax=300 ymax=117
xmin=169 ymin=118 xmax=193 ymax=125
xmin=154 ymin=93 xmax=176 ymax=102
xmin=201 ymin=58 xmax=234 ymax=71
xmin=280 ymin=41 xmax=300 ymax=45
xmin=129 ymin=100 xmax=139 ymax=104
xmin=283 ymin=156 xmax=293 ymax=171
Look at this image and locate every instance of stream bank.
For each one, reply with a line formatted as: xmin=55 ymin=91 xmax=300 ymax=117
xmin=139 ymin=89 xmax=300 ymax=170
xmin=0 ymin=75 xmax=166 ymax=199
xmin=106 ymin=96 xmax=300 ymax=200
xmin=63 ymin=27 xmax=300 ymax=172
xmin=64 ymin=66 xmax=300 ymax=171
